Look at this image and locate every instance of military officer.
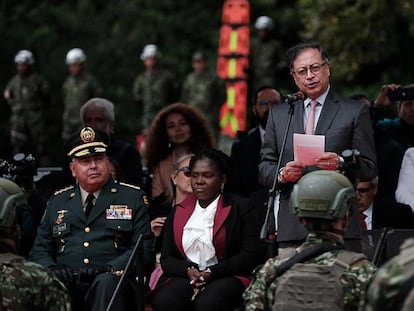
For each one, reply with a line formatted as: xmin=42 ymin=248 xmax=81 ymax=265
xmin=3 ymin=50 xmax=51 ymax=165
xmin=132 ymin=44 xmax=177 ymax=131
xmin=30 ymin=126 xmax=152 ymax=311
xmin=0 ymin=177 xmax=71 ymax=310
xmin=62 ymin=48 xmax=102 ymax=141
xmin=180 ymin=51 xmax=226 ymax=138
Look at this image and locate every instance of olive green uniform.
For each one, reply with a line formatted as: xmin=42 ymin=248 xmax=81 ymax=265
xmin=361 ymin=238 xmax=414 ymax=311
xmin=4 ymin=73 xmax=50 ymax=164
xmin=244 ymin=232 xmax=376 ymax=311
xmin=0 ymin=253 xmax=71 ymax=311
xmin=132 ymin=69 xmax=176 ymax=130
xmin=30 ymin=178 xmax=152 ymax=310
xmin=62 ymin=73 xmax=102 ymax=140
xmin=250 ymin=38 xmax=283 ymax=95
xmin=180 ymin=70 xmax=226 ymax=136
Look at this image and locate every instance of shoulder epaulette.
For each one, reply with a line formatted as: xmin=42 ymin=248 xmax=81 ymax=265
xmin=119 ymin=182 xmax=141 ymax=190
xmin=54 ymin=185 xmax=74 ymax=196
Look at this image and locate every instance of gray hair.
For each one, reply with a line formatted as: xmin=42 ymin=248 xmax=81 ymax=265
xmin=172 ymin=154 xmax=195 ymax=174
xmin=80 ymin=97 xmax=115 ymax=123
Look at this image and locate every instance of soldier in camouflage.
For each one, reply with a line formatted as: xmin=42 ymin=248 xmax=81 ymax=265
xmin=3 ymin=50 xmax=51 ymax=165
xmin=244 ymin=170 xmax=376 ymax=311
xmin=180 ymin=51 xmax=226 ymax=138
xmin=132 ymin=44 xmax=177 ymax=131
xmin=62 ymin=48 xmax=102 ymax=141
xmin=249 ymin=16 xmax=284 ymax=96
xmin=0 ymin=177 xmax=71 ymax=310
xmin=361 ymin=237 xmax=414 ymax=311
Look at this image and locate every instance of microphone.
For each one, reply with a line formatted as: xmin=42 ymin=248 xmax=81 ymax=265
xmin=283 ymin=92 xmax=304 ymax=104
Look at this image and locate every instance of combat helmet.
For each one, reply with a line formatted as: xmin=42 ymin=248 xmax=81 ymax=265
xmin=140 ymin=44 xmax=161 ymax=61
xmin=66 ymin=48 xmax=86 ymax=65
xmin=0 ymin=177 xmax=26 ymax=232
xmin=289 ymin=170 xmax=356 ymax=220
xmin=14 ymin=50 xmax=35 ymax=64
xmin=255 ymin=16 xmax=274 ymax=30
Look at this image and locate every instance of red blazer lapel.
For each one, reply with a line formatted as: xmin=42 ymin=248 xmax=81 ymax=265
xmin=213 ymin=195 xmax=232 ymax=260
xmin=173 ymin=194 xmax=197 ymax=257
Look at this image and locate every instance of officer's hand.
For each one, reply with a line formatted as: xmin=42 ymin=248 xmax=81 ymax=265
xmin=49 ymin=264 xmax=74 ymax=285
xmin=79 ymin=264 xmax=111 ymax=282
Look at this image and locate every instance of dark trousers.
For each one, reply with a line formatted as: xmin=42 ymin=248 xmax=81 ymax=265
xmin=152 ymin=276 xmax=245 ymax=311
xmin=70 ymin=273 xmax=136 ymax=311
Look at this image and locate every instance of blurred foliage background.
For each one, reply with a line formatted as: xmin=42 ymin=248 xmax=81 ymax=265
xmin=1 ymin=0 xmax=414 ymax=163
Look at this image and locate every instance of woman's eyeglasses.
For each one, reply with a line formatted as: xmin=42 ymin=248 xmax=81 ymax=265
xmin=176 ymin=166 xmax=191 ymax=177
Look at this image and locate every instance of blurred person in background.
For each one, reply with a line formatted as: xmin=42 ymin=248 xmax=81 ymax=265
xmin=62 ymin=48 xmax=102 ymax=141
xmin=133 ymin=44 xmax=177 ymax=132
xmin=144 ymin=103 xmax=215 ymax=200
xmin=4 ymin=50 xmax=51 ymax=165
xmin=180 ymin=51 xmax=226 ymax=138
xmin=80 ymin=97 xmax=143 ymax=186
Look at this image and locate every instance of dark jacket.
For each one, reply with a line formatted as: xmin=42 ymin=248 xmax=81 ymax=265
xmin=160 ymin=192 xmax=263 ymax=280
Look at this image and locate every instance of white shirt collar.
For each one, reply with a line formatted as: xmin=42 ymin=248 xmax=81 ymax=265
xmin=79 ymin=186 xmax=101 ymax=206
xmin=304 ymin=84 xmax=330 ymax=107
xmin=363 ymin=203 xmax=373 ymax=230
xmin=259 ymin=126 xmax=266 ymax=144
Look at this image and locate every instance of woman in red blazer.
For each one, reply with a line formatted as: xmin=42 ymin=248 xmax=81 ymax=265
xmin=152 ymin=148 xmax=263 ymax=311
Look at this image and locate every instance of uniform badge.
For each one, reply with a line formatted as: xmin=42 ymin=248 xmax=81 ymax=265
xmin=106 ymin=205 xmax=132 ymax=220
xmin=55 ymin=209 xmax=68 ymax=224
xmin=80 ymin=127 xmax=95 ymax=143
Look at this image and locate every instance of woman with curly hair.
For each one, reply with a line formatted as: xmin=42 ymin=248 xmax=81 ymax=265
xmin=144 ymin=103 xmax=216 ymax=199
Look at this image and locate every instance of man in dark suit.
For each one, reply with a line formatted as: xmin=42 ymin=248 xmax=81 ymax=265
xmin=259 ymin=41 xmax=377 ymax=252
xmin=227 ymin=87 xmax=281 ymax=197
xmin=30 ymin=127 xmax=152 ymax=311
xmin=357 ymin=177 xmax=414 ymax=230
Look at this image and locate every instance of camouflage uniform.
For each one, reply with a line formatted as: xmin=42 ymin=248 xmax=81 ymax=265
xmin=132 ymin=69 xmax=176 ymax=130
xmin=249 ymin=38 xmax=283 ymax=95
xmin=362 ymin=238 xmax=414 ymax=311
xmin=62 ymin=73 xmax=102 ymax=140
xmin=243 ymin=232 xmax=376 ymax=311
xmin=4 ymin=73 xmax=50 ymax=164
xmin=180 ymin=70 xmax=226 ymax=136
xmin=0 ymin=252 xmax=71 ymax=310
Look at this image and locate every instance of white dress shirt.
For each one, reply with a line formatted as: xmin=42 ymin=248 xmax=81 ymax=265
xmin=362 ymin=203 xmax=373 ymax=230
xmin=182 ymin=195 xmax=220 ymax=270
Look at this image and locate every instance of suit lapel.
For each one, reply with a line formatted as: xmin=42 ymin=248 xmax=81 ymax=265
xmin=213 ymin=195 xmax=231 ymax=259
xmin=174 ymin=194 xmax=197 ymax=257
xmin=292 ymin=100 xmax=305 ymax=134
xmin=315 ymin=91 xmax=340 ymax=135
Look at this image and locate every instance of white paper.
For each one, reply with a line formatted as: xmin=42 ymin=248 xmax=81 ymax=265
xmin=293 ymin=133 xmax=325 ymax=166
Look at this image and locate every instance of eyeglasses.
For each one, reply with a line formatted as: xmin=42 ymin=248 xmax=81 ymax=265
xmin=292 ymin=62 xmax=327 ymax=77
xmin=356 ymin=187 xmax=371 ymax=195
xmin=176 ymin=166 xmax=191 ymax=177
xmin=257 ymin=99 xmax=281 ymax=106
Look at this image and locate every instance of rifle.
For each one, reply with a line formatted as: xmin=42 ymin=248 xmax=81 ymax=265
xmin=106 ymin=234 xmax=145 ymax=311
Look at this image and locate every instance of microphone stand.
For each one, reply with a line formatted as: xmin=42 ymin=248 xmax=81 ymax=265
xmin=260 ymin=97 xmax=300 ymax=258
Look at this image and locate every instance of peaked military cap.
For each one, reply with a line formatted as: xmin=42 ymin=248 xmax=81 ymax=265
xmin=67 ymin=127 xmax=108 ymax=158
